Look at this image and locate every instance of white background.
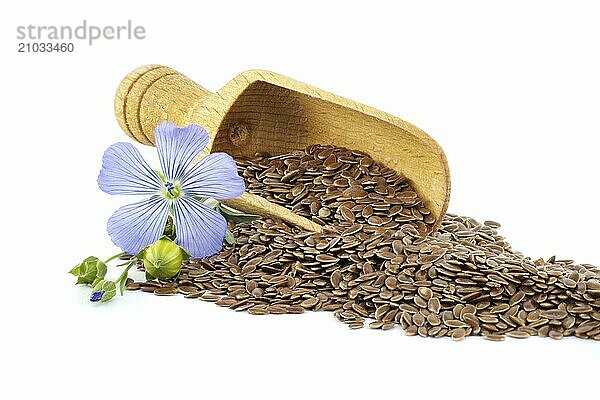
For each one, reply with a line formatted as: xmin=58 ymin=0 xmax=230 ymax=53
xmin=1 ymin=1 xmax=599 ymax=399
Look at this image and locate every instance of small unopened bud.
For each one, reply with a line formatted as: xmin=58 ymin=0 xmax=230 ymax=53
xmin=90 ymin=280 xmax=116 ymax=303
xmin=69 ymin=256 xmax=107 ymax=285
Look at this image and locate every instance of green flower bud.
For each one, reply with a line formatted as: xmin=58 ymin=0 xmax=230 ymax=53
xmin=90 ymin=280 xmax=116 ymax=303
xmin=69 ymin=256 xmax=107 ymax=285
xmin=136 ymin=237 xmax=191 ymax=279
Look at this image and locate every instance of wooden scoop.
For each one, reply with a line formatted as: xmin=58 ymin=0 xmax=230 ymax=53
xmin=114 ymin=65 xmax=450 ymax=233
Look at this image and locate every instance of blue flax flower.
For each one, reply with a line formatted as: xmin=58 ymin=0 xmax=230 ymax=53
xmin=98 ymin=122 xmax=245 ymax=258
xmin=90 ymin=291 xmax=105 ymax=302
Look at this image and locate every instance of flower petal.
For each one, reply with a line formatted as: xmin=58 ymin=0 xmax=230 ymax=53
xmin=107 ymin=196 xmax=171 ymax=255
xmin=180 ymin=153 xmax=245 ymax=200
xmin=155 ymin=122 xmax=210 ymax=181
xmin=98 ymin=142 xmax=163 ymax=195
xmin=173 ymin=196 xmax=227 ymax=258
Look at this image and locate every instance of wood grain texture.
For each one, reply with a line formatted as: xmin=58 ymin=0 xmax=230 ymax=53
xmin=224 ymin=193 xmax=323 ymax=233
xmin=115 ymin=65 xmax=451 ymax=232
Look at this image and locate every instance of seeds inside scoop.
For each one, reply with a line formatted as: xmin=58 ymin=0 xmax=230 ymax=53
xmin=135 ymin=144 xmax=600 ymax=341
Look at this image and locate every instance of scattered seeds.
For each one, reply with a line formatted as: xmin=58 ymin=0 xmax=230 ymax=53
xmin=130 ymin=144 xmax=600 ymax=342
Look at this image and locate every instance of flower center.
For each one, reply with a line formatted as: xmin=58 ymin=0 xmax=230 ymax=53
xmin=162 ymin=181 xmax=182 ymax=200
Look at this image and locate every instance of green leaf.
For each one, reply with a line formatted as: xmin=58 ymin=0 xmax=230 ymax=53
xmin=69 ymin=265 xmax=81 ymax=276
xmin=114 ymin=261 xmax=135 ymax=295
xmin=217 ymin=203 xmax=261 ymax=223
xmin=115 ymin=260 xmax=131 ymax=267
xmin=119 ymin=275 xmax=127 ymax=295
xmin=162 ymin=216 xmax=176 ymax=241
xmin=135 ymin=247 xmax=146 ymax=260
xmin=225 ymin=229 xmax=236 ymax=246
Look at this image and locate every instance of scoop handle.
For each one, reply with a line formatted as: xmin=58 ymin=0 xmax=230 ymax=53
xmin=115 ymin=65 xmax=212 ymax=145
xmin=114 ymin=65 xmax=323 ymax=233
xmin=224 ymin=193 xmax=323 ymax=233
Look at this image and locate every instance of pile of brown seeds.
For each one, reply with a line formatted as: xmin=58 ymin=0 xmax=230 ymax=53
xmin=128 ymin=145 xmax=600 ymax=341
xmin=239 ymin=144 xmax=435 ymax=236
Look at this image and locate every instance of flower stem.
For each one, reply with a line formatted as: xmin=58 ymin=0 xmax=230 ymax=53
xmin=104 ymin=251 xmax=127 ymax=264
xmin=115 ymin=260 xmax=135 ymax=285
